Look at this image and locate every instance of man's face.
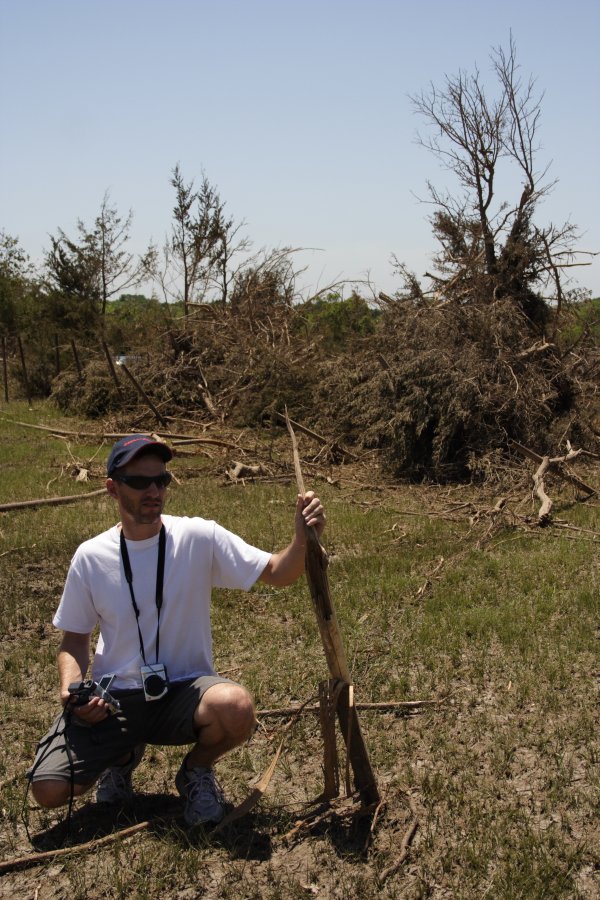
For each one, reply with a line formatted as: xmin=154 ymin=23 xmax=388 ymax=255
xmin=108 ymin=452 xmax=168 ymax=528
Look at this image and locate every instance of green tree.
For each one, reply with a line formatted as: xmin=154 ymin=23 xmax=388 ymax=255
xmin=46 ymin=192 xmax=141 ymax=331
xmin=0 ymin=231 xmax=33 ymax=334
xmin=104 ymin=292 xmax=164 ymax=353
xmin=144 ymin=165 xmax=249 ymax=315
xmin=297 ymin=292 xmax=378 ymax=347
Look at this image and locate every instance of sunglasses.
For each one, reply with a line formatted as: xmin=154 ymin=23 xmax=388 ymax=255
xmin=112 ymin=472 xmax=173 ymax=490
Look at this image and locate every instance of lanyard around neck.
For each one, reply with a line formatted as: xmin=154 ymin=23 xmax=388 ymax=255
xmin=119 ymin=524 xmax=166 ymax=665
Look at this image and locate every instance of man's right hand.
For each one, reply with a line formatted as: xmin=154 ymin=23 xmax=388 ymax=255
xmin=61 ymin=690 xmax=111 ymax=723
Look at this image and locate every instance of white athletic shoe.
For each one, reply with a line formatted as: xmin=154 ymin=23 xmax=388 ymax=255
xmin=95 ymin=744 xmax=146 ymax=804
xmin=175 ymin=757 xmax=226 ymax=826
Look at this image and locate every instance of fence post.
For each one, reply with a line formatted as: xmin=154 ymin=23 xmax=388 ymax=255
xmin=17 ymin=335 xmax=31 ymax=405
xmin=2 ymin=335 xmax=9 ymax=403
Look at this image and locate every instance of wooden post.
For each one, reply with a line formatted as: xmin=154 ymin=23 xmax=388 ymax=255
xmin=118 ymin=361 xmax=168 ymax=427
xmin=286 ymin=413 xmax=380 ymax=808
xmin=319 ymin=680 xmax=340 ymax=800
xmin=70 ymin=339 xmax=83 ymax=380
xmin=16 ymin=335 xmax=31 ymax=404
xmin=100 ymin=340 xmax=123 ymax=397
xmin=2 ymin=335 xmax=8 ymax=402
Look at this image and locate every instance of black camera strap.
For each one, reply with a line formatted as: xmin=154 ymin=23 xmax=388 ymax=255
xmin=120 ymin=523 xmax=166 ymax=665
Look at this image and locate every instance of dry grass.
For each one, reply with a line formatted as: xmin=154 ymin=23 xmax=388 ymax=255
xmin=0 ymin=402 xmax=599 ymax=898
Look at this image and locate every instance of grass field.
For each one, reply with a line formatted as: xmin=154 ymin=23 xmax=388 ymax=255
xmin=0 ymin=402 xmax=598 ymax=898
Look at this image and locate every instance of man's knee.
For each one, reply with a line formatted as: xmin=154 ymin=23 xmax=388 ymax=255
xmin=195 ymin=683 xmax=256 ymax=739
xmin=30 ymin=777 xmax=93 ymax=808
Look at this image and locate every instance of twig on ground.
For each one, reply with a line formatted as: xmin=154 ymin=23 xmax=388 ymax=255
xmin=377 ymin=818 xmax=419 ymax=884
xmin=257 ymin=699 xmax=441 ymax=717
xmin=0 ymin=819 xmax=161 ymax=875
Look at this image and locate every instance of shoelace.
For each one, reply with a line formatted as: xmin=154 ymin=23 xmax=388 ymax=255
xmin=186 ymin=770 xmax=224 ymax=806
xmin=98 ymin=764 xmax=132 ymax=796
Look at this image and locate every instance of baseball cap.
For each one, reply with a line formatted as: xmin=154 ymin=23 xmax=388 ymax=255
xmin=107 ymin=434 xmax=173 ymax=476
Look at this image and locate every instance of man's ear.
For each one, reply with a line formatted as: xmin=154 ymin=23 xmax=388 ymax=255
xmin=106 ymin=478 xmax=118 ymax=500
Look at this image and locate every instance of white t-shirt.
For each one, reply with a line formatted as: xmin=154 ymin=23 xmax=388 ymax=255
xmin=53 ymin=514 xmax=272 ymax=689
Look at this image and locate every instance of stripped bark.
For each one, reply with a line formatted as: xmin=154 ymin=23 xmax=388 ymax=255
xmin=509 ymin=439 xmax=596 ymax=497
xmin=286 ymin=412 xmax=380 ymax=808
xmin=510 ymin=439 xmax=597 ymax=524
xmin=533 ymin=456 xmax=553 ymax=524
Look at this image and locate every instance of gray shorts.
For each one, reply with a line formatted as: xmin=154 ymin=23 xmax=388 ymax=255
xmin=28 ymin=675 xmax=233 ymax=785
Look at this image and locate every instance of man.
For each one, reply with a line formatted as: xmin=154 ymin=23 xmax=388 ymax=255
xmin=29 ymin=434 xmax=325 ymax=826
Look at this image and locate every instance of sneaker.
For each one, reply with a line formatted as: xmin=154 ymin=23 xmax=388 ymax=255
xmin=175 ymin=757 xmax=226 ymax=826
xmin=95 ymin=744 xmax=146 ymax=804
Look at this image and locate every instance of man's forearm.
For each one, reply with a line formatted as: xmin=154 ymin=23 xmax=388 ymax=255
xmin=57 ymin=633 xmax=91 ymax=701
xmin=58 ymin=651 xmax=88 ymax=693
xmin=260 ymin=539 xmax=306 ymax=586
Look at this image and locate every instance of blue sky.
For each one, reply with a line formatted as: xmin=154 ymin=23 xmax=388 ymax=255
xmin=1 ymin=0 xmax=599 ymax=299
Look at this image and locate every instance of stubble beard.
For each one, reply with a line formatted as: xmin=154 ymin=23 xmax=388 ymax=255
xmin=121 ymin=493 xmax=164 ymax=526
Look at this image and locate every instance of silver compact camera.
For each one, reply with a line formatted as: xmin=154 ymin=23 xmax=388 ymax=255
xmin=140 ymin=663 xmax=169 ymax=701
xmin=68 ymin=676 xmax=121 ymax=715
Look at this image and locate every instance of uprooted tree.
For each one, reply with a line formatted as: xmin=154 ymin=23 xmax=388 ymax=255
xmin=408 ymin=33 xmax=582 ymax=324
xmin=311 ymin=36 xmax=599 ymax=479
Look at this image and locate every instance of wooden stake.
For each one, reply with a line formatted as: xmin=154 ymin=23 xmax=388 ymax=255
xmin=319 ymin=680 xmax=340 ymax=800
xmin=285 ymin=411 xmax=380 ymax=808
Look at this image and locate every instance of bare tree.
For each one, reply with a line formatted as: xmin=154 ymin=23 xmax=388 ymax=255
xmin=409 ymin=34 xmax=582 ymax=326
xmin=210 ymin=197 xmax=250 ymax=306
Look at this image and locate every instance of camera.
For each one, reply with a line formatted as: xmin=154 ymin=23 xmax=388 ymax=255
xmin=140 ymin=663 xmax=169 ymax=701
xmin=68 ymin=677 xmax=121 ymax=715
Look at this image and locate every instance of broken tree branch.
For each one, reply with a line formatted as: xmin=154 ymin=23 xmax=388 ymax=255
xmin=0 ymin=418 xmax=254 ymax=451
xmin=257 ymin=699 xmax=440 ymax=717
xmin=0 ymin=488 xmax=106 ymax=513
xmin=285 ymin=411 xmax=380 ymax=808
xmin=0 ymin=820 xmax=158 ymax=875
xmin=533 ymin=456 xmax=553 ymax=524
xmin=509 ymin=440 xmax=597 ymax=497
xmin=276 ymin=411 xmax=359 ymax=461
xmin=116 ymin=362 xmax=169 ymax=427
